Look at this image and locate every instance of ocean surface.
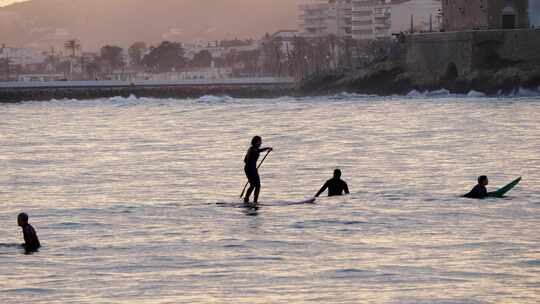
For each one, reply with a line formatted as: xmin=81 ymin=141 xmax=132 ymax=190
xmin=1 ymin=92 xmax=539 ymax=303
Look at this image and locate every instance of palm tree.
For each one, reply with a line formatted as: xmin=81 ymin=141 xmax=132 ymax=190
xmin=64 ymin=39 xmax=81 ymax=78
xmin=64 ymin=39 xmax=80 ymax=58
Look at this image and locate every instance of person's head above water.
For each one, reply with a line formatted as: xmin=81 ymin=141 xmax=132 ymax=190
xmin=17 ymin=212 xmax=29 ymax=227
xmin=478 ymin=175 xmax=489 ymax=186
xmin=333 ymin=169 xmax=342 ymax=179
xmin=251 ymin=136 xmax=262 ymax=148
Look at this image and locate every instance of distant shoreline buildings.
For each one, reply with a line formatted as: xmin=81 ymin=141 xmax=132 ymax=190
xmin=298 ymin=0 xmax=443 ymax=40
xmin=1 ymin=0 xmax=539 ymax=84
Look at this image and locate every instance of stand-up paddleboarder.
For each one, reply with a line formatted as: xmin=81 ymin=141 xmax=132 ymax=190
xmin=243 ymin=136 xmax=272 ymax=204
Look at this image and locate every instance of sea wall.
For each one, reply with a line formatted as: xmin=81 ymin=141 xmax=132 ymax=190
xmin=299 ymin=28 xmax=540 ymax=96
xmin=403 ymin=29 xmax=540 ymax=91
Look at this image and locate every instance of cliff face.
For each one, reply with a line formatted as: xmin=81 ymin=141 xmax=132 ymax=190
xmin=300 ymin=29 xmax=540 ymax=95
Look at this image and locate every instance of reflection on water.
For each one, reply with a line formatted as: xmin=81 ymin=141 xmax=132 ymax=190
xmin=0 ymin=95 xmax=539 ymax=303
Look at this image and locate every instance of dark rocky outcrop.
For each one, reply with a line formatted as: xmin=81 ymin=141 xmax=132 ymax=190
xmin=300 ymin=29 xmax=540 ymax=96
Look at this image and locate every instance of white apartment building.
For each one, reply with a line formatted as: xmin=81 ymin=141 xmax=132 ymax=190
xmin=336 ymin=0 xmax=353 ymax=37
xmin=300 ymin=0 xmax=393 ymax=40
xmin=299 ymin=0 xmax=352 ymax=38
xmin=373 ymin=1 xmax=392 ymax=38
xmin=351 ymin=0 xmax=393 ymax=40
xmin=351 ymin=0 xmax=375 ymax=40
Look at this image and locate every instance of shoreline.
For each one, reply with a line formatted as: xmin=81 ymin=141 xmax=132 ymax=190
xmin=2 ymin=83 xmax=540 ymax=103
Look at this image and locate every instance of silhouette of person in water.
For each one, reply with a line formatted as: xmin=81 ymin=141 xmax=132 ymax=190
xmin=315 ymin=169 xmax=350 ymax=197
xmin=464 ymin=175 xmax=489 ymax=199
xmin=244 ymin=136 xmax=273 ymax=204
xmin=18 ymin=213 xmax=41 ymax=253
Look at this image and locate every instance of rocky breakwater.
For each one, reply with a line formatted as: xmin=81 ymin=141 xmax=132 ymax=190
xmin=0 ymin=81 xmax=296 ymax=103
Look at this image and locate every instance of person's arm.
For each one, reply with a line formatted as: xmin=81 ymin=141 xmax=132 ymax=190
xmin=315 ymin=181 xmax=329 ymax=197
xmin=344 ymin=182 xmax=350 ymax=195
xmin=259 ymin=147 xmax=273 ymax=152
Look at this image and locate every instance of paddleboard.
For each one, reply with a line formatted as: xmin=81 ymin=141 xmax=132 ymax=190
xmin=259 ymin=198 xmax=316 ymax=206
xmin=488 ymin=177 xmax=522 ymax=198
xmin=217 ymin=198 xmax=316 ymax=208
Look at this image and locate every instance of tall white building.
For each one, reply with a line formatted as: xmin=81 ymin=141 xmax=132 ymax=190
xmin=336 ymin=0 xmax=353 ymax=37
xmin=351 ymin=0 xmax=374 ymax=40
xmin=299 ymin=1 xmax=334 ymax=37
xmin=373 ymin=1 xmax=392 ymax=38
xmin=300 ymin=0 xmax=392 ymax=40
xmin=299 ymin=0 xmax=352 ymax=38
xmin=352 ymin=0 xmax=392 ymax=40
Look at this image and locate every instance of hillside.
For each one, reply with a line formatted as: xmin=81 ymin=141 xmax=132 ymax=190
xmin=0 ymin=0 xmax=300 ymax=50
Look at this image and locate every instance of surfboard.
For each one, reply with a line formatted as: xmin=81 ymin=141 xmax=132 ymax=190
xmin=259 ymin=197 xmax=316 ymax=206
xmin=216 ymin=198 xmax=316 ymax=208
xmin=488 ymin=177 xmax=522 ymax=198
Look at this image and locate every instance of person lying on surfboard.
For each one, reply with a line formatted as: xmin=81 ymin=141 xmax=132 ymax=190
xmin=243 ymin=136 xmax=273 ymax=204
xmin=464 ymin=175 xmax=489 ymax=199
xmin=315 ymin=169 xmax=350 ymax=197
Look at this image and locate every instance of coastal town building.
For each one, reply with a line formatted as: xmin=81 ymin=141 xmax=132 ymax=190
xmin=442 ymin=0 xmax=530 ymax=31
xmin=372 ymin=1 xmax=392 ymax=38
xmin=299 ymin=0 xmax=353 ymax=38
xmin=299 ymin=0 xmax=402 ymax=40
xmin=298 ymin=1 xmax=333 ymax=37
xmin=184 ymin=40 xmax=257 ymax=61
xmin=270 ymin=30 xmax=299 ymax=54
xmin=17 ymin=73 xmax=65 ymax=82
xmin=351 ymin=0 xmax=375 ymax=40
xmin=0 ymin=45 xmax=46 ymax=66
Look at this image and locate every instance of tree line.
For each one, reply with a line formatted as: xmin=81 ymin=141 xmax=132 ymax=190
xmin=1 ymin=35 xmax=399 ymax=81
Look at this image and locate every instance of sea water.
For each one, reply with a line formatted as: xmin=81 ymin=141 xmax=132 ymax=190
xmin=0 ymin=93 xmax=539 ymax=303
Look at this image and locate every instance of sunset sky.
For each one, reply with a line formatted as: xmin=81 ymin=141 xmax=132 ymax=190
xmin=0 ymin=0 xmax=27 ymax=6
xmin=0 ymin=0 xmax=309 ymax=7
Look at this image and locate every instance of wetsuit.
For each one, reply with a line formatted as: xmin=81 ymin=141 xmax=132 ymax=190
xmin=316 ymin=178 xmax=349 ymax=197
xmin=464 ymin=184 xmax=488 ymax=199
xmin=21 ymin=223 xmax=40 ymax=253
xmin=244 ymin=147 xmax=262 ymax=187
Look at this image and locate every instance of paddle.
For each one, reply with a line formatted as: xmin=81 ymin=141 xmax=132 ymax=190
xmin=240 ymin=150 xmax=271 ymax=198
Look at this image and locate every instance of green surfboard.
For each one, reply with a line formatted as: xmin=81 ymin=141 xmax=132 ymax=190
xmin=488 ymin=177 xmax=522 ymax=198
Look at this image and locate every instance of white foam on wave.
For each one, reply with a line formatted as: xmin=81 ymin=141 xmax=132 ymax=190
xmin=466 ymin=90 xmax=486 ymax=97
xmin=505 ymin=87 xmax=540 ymax=97
xmin=407 ymin=89 xmax=452 ymax=98
xmin=196 ymin=95 xmax=233 ymax=103
xmin=20 ymin=86 xmax=540 ymax=105
xmin=405 ymin=88 xmax=540 ymax=99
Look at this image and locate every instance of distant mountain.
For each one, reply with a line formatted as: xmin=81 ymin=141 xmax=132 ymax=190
xmin=0 ymin=0 xmax=301 ymax=50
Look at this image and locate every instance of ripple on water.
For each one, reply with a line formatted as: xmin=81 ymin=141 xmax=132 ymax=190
xmin=0 ymin=96 xmax=539 ymax=302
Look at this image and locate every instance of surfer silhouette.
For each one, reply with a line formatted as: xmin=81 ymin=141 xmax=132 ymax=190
xmin=18 ymin=213 xmax=41 ymax=253
xmin=243 ymin=136 xmax=272 ymax=204
xmin=464 ymin=175 xmax=489 ymax=199
xmin=315 ymin=169 xmax=350 ymax=197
